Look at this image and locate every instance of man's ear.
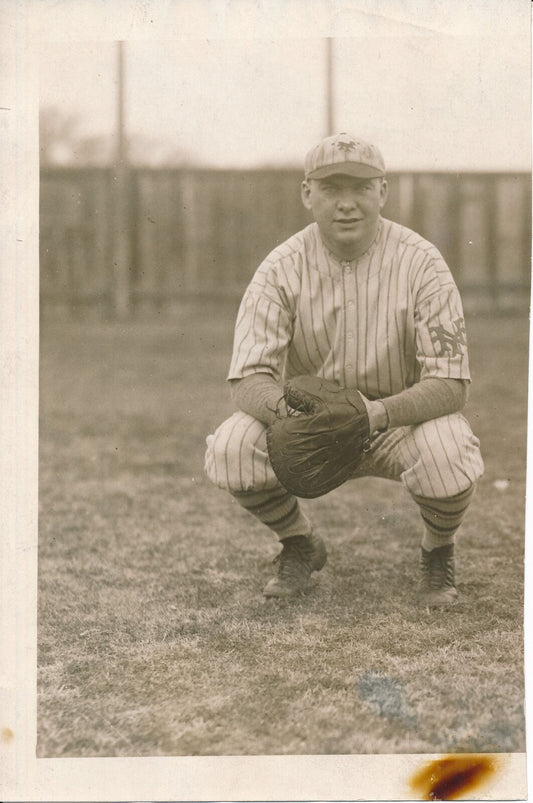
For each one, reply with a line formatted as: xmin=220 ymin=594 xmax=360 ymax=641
xmin=379 ymin=178 xmax=389 ymax=210
xmin=301 ymin=180 xmax=313 ymax=210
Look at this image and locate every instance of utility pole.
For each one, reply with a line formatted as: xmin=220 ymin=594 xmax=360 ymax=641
xmin=113 ymin=40 xmax=131 ymax=318
xmin=325 ymin=38 xmax=335 ymax=136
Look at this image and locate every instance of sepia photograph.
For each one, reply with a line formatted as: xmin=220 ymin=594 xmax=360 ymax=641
xmin=2 ymin=0 xmax=531 ymax=800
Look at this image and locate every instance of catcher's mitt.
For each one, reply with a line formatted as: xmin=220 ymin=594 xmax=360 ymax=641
xmin=266 ymin=375 xmax=372 ymax=499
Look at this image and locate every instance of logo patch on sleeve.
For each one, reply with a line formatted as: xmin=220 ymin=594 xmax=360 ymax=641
xmin=429 ymin=318 xmax=466 ymax=357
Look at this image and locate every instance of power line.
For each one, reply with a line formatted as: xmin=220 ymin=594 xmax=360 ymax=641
xmin=325 ymin=38 xmax=335 ymax=136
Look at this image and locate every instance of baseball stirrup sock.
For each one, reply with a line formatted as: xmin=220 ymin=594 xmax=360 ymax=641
xmin=231 ymin=488 xmax=312 ymax=540
xmin=413 ymin=485 xmax=475 ymax=550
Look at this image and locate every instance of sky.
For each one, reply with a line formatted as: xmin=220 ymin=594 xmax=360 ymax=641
xmin=37 ymin=0 xmax=531 ymax=171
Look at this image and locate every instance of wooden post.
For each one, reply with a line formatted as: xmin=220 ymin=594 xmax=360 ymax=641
xmin=112 ymin=40 xmax=131 ymax=318
xmin=181 ymin=171 xmax=199 ymax=294
xmin=485 ymin=175 xmax=499 ymax=313
xmin=522 ymin=174 xmax=532 ymax=290
xmin=447 ymin=174 xmax=462 ymax=286
xmin=397 ymin=173 xmax=415 ymax=228
xmin=325 ymin=38 xmax=334 ymax=136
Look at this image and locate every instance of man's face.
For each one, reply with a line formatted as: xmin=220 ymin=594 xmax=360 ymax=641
xmin=301 ymin=174 xmax=388 ymax=260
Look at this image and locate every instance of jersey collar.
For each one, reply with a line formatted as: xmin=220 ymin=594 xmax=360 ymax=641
xmin=316 ymin=217 xmax=383 ymax=270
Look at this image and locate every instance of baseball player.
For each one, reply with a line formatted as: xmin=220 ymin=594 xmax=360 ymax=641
xmin=205 ymin=132 xmax=484 ymax=606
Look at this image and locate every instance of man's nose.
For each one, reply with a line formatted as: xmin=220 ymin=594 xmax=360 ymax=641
xmin=337 ymin=191 xmax=358 ymax=210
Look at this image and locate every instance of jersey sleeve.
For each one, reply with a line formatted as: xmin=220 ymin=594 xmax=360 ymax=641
xmin=227 ymin=277 xmax=294 ymax=383
xmin=414 ymin=255 xmax=471 ymax=382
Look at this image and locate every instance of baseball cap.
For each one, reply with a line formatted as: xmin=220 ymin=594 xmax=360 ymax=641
xmin=304 ymin=132 xmax=386 ymax=180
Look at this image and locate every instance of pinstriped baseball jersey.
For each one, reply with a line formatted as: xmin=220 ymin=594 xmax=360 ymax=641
xmin=228 ymin=217 xmax=470 ymax=399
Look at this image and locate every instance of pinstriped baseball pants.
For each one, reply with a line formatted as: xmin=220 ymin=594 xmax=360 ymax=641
xmin=204 ymin=410 xmax=484 ymax=533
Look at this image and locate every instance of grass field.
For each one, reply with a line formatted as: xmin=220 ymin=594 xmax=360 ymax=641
xmin=38 ymin=300 xmax=528 ymax=757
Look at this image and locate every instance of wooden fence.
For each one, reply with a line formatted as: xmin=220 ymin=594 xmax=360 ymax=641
xmin=40 ymin=167 xmax=531 ymax=317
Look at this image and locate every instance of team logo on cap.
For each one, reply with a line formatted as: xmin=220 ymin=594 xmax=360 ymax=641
xmin=337 ymin=137 xmax=359 ymax=153
xmin=336 ymin=135 xmax=375 ymax=162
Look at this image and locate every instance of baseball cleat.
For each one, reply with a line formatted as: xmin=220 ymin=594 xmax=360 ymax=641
xmin=263 ymin=532 xmax=327 ymax=598
xmin=418 ymin=543 xmax=459 ymax=607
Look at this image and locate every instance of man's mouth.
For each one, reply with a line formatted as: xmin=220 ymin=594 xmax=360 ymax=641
xmin=335 ymin=218 xmax=362 ymax=225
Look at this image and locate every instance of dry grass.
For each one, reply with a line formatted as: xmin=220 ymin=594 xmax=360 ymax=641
xmin=38 ymin=300 xmax=527 ymax=756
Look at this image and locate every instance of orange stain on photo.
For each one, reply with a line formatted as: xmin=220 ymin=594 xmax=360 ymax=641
xmin=1 ymin=727 xmax=14 ymax=744
xmin=409 ymin=754 xmax=500 ymax=800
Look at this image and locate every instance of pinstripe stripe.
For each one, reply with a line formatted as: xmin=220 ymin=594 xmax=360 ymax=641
xmin=206 ymin=434 xmax=219 ymax=486
xmin=445 ymin=416 xmax=470 ymax=486
xmin=307 ymin=291 xmax=327 ymax=369
xmin=223 ymin=414 xmax=248 ymax=489
xmin=317 ymin=274 xmax=333 ymax=353
xmin=232 ymin=296 xmax=255 ymax=367
xmin=250 ymin=426 xmax=260 ymax=487
xmin=419 ymin=421 xmax=449 ymax=496
xmin=254 ymin=298 xmax=273 ymax=368
xmin=340 ymin=264 xmax=348 ymax=387
xmin=382 ymin=262 xmax=393 ymax=394
xmin=249 ymin=424 xmax=267 ymax=488
xmin=418 ymin=275 xmax=439 ymax=295
xmin=277 ymin=258 xmax=296 ymax=305
xmin=401 ymin=425 xmax=437 ymax=496
xmin=238 ymin=299 xmax=262 ymax=370
xmin=433 ymin=417 xmax=463 ymax=495
xmin=331 ymin=274 xmax=340 ymax=381
xmin=397 ymin=299 xmax=409 ymax=390
xmin=362 ymin=254 xmax=370 ymax=396
xmin=411 ymin=253 xmax=430 ymax=286
xmin=375 ymin=222 xmax=393 ymax=394
xmin=297 ymin=287 xmax=317 ymax=371
xmin=209 ymin=415 xmax=234 ymax=486
xmin=372 ymin=254 xmax=381 ymax=395
xmin=446 ymin=414 xmax=482 ymax=483
xmin=238 ymin=415 xmax=260 ymax=490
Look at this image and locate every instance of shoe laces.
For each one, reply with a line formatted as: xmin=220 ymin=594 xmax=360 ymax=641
xmin=274 ymin=536 xmax=313 ymax=580
xmin=421 ymin=546 xmax=455 ymax=590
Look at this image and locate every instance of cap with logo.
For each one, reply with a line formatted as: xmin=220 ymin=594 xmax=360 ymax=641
xmin=304 ymin=132 xmax=386 ymax=180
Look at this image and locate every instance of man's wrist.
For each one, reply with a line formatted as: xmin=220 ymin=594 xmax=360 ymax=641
xmin=358 ymin=394 xmax=388 ymax=434
xmin=368 ymin=399 xmax=388 ymax=433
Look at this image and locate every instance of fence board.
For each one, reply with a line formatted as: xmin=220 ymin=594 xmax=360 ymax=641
xmin=40 ymin=167 xmax=531 ymax=317
xmin=458 ymin=177 xmax=490 ymax=289
xmin=40 ymin=168 xmax=113 ymax=317
xmin=496 ymin=176 xmax=529 ymax=282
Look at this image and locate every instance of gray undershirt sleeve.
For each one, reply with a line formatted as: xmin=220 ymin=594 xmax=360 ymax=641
xmin=380 ymin=377 xmax=469 ymax=428
xmin=230 ymin=374 xmax=282 ymax=426
xmin=231 ymin=373 xmax=469 ymax=430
